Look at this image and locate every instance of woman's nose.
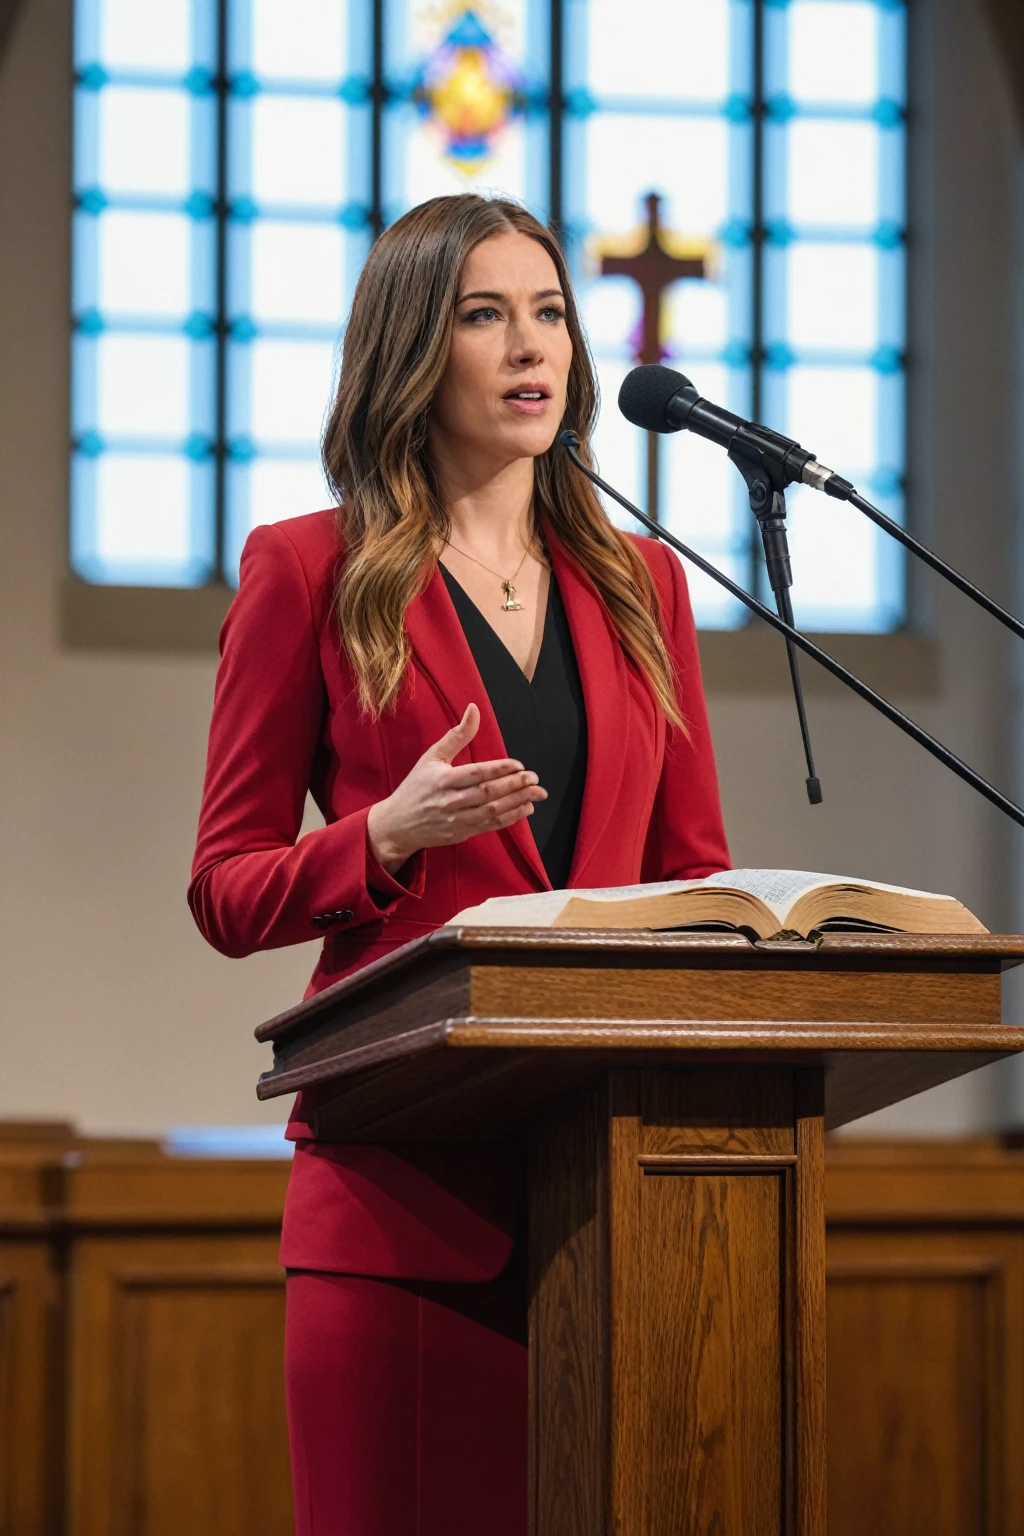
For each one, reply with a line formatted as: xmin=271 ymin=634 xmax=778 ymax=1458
xmin=510 ymin=323 xmax=543 ymax=366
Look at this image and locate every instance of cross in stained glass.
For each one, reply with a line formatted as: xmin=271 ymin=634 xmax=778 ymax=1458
xmin=598 ymin=191 xmax=712 ymax=520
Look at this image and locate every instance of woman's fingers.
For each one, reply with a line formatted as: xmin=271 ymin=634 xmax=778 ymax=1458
xmin=424 ymin=703 xmax=481 ymax=765
xmin=443 ymin=755 xmax=526 ymax=790
xmin=444 ymin=768 xmax=544 ymax=812
xmin=461 ymin=784 xmax=546 ymax=830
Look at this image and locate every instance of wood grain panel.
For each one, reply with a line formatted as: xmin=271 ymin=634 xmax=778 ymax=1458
xmin=638 ymin=1171 xmax=785 ymax=1535
xmin=69 ymin=1235 xmax=291 ymax=1536
xmin=472 ymin=964 xmax=1000 ymax=1025
xmin=531 ymin=1069 xmax=812 ymax=1536
xmin=528 ymin=1096 xmax=607 ymax=1536
xmin=827 ymin=1272 xmax=989 ymax=1535
xmin=0 ymin=1241 xmax=59 ymax=1536
xmin=639 ymin=1066 xmax=795 ymax=1154
xmin=825 ymin=1136 xmax=1024 ymax=1220
xmin=825 ymin=1229 xmax=1024 ymax=1536
xmin=795 ymin=1075 xmax=826 ymax=1536
xmin=116 ymin=1277 xmax=291 ymax=1536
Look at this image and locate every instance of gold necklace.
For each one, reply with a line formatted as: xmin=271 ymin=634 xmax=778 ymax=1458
xmin=443 ymin=532 xmax=539 ymax=612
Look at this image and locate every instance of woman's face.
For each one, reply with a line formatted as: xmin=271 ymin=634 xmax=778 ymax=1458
xmin=428 ymin=231 xmax=574 ymax=476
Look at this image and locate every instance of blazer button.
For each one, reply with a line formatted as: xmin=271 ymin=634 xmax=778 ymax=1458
xmin=334 ymin=909 xmax=354 ymax=924
xmin=311 ymin=914 xmax=328 ymax=929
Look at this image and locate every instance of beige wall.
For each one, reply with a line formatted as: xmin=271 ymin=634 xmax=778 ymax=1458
xmin=1 ymin=0 xmax=1022 ymax=1134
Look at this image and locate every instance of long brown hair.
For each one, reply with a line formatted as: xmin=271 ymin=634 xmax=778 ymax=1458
xmin=322 ymin=194 xmax=682 ymax=726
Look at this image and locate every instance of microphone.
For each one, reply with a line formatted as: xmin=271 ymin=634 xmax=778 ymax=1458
xmin=618 ymin=363 xmax=1024 ymax=646
xmin=621 ymin=365 xmax=826 ymax=804
xmin=558 ymin=429 xmax=1024 ymax=833
xmin=617 ymin=364 xmax=851 ymax=498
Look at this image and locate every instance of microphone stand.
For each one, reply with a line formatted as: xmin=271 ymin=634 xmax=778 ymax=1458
xmin=559 ymin=432 xmax=1024 ymax=833
xmin=823 ymin=481 xmax=1024 ymax=643
xmin=728 ymin=440 xmax=822 ymax=806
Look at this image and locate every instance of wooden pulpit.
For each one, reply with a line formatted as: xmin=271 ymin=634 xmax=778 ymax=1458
xmin=255 ymin=928 xmax=1024 ymax=1536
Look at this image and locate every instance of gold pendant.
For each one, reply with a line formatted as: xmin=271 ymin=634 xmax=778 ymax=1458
xmin=501 ymin=579 xmax=523 ymax=612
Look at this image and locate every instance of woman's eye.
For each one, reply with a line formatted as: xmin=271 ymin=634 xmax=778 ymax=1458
xmin=463 ymin=306 xmax=500 ymax=324
xmin=539 ymin=305 xmax=566 ymax=323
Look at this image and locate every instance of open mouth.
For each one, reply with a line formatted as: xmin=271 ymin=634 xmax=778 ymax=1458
xmin=502 ymin=385 xmax=552 ymax=413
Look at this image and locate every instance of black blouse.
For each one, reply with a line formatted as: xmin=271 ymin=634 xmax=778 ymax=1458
xmin=439 ymin=563 xmax=588 ymax=890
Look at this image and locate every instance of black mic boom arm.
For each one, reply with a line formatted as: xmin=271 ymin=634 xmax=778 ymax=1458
xmin=559 ymin=432 xmax=1024 ymax=833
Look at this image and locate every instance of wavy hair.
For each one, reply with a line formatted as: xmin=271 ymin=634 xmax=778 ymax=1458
xmin=322 ymin=194 xmax=683 ymax=727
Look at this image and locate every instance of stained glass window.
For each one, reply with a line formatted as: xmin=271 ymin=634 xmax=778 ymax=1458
xmin=72 ymin=0 xmax=907 ymax=632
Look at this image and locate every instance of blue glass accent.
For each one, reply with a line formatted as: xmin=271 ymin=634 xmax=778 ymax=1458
xmin=78 ymin=63 xmax=108 ymax=90
xmin=340 ymin=77 xmax=371 ymax=105
xmin=721 ymin=216 xmax=752 ymax=247
xmin=722 ymin=339 xmax=751 ymax=367
xmin=766 ymin=342 xmax=795 ymax=368
xmin=870 ymin=467 xmax=903 ymax=496
xmin=873 ymin=98 xmax=903 ymax=128
xmin=338 ymin=202 xmax=369 ymax=230
xmin=231 ymin=70 xmax=260 ymax=98
xmin=565 ymin=86 xmax=595 ymax=117
xmin=875 ymin=220 xmax=902 ymax=250
xmin=871 ymin=344 xmax=903 ymax=373
xmin=185 ymin=66 xmax=215 ymax=95
xmin=184 ymin=191 xmax=214 ymax=218
xmin=766 ymin=94 xmax=796 ymax=123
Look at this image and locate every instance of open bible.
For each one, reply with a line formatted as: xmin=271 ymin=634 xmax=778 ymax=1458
xmin=448 ymin=868 xmax=988 ymax=942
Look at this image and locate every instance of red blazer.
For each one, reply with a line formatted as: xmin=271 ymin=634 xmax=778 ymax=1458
xmin=189 ymin=507 xmax=729 ymax=1279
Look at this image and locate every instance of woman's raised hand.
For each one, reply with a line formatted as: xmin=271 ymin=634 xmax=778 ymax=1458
xmin=366 ymin=703 xmax=547 ymax=874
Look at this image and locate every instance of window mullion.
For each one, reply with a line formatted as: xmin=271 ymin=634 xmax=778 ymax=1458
xmin=370 ymin=0 xmax=385 ymax=238
xmin=750 ymin=0 xmax=766 ymax=617
xmin=214 ymin=0 xmax=229 ymax=582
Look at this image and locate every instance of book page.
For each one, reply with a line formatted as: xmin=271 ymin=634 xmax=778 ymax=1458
xmin=448 ymin=879 xmax=705 ymax=927
xmin=565 ymin=879 xmax=707 ymax=902
xmin=701 ymin=869 xmax=954 ymax=925
xmin=700 ymin=869 xmax=839 ymax=922
xmin=448 ymin=890 xmax=575 ymax=926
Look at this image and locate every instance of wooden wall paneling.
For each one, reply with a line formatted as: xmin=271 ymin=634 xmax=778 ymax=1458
xmin=0 ymin=1238 xmax=61 ymax=1536
xmin=67 ymin=1231 xmax=292 ymax=1536
xmin=825 ymin=1229 xmax=1024 ymax=1536
xmin=0 ymin=1137 xmax=69 ymax=1536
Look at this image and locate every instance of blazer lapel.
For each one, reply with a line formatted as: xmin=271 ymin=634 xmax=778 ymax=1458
xmin=544 ymin=523 xmax=630 ymax=886
xmin=404 ymin=564 xmax=552 ymax=890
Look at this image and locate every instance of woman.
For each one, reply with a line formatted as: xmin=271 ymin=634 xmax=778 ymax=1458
xmin=189 ymin=193 xmax=729 ymax=1535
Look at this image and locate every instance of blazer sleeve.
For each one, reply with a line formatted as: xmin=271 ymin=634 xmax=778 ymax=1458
xmin=188 ymin=522 xmax=425 ymax=959
xmin=640 ymin=540 xmax=731 ymax=881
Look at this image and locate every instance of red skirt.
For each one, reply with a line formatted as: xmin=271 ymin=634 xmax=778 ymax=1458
xmin=285 ymin=1265 xmax=527 ymax=1536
